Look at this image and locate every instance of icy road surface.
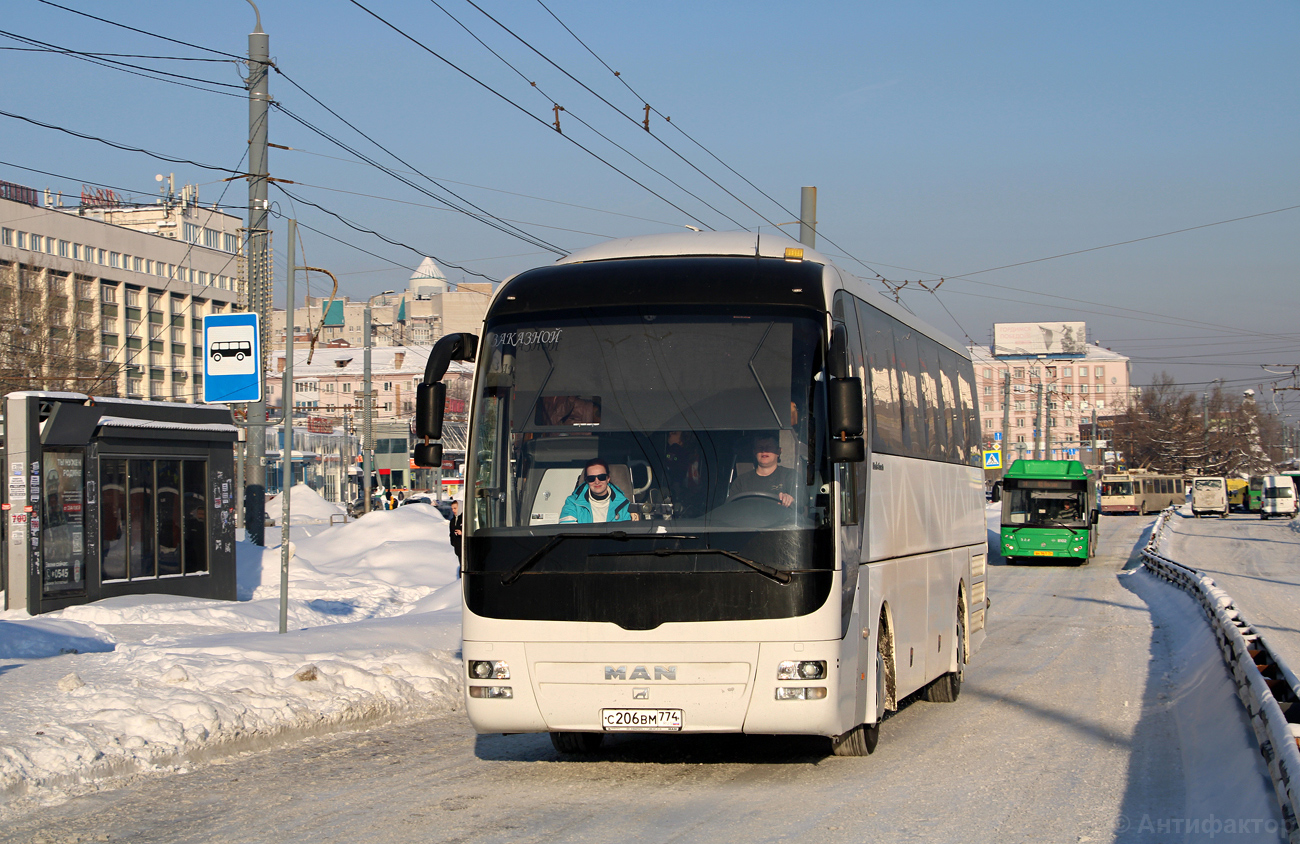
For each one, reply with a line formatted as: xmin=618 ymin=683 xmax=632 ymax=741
xmin=1 ymin=513 xmax=1284 ymax=844
xmin=1158 ymin=509 xmax=1300 ymax=673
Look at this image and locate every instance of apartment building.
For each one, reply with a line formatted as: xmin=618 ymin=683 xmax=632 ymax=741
xmin=969 ymin=321 xmax=1132 ymax=464
xmin=0 ymin=179 xmax=245 ymax=402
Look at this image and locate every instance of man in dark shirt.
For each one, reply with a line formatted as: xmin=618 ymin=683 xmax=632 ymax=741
xmin=449 ymin=499 xmax=463 ymax=577
xmin=728 ymin=434 xmax=795 ymax=507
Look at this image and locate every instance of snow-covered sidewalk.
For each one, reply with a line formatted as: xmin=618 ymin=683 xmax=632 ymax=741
xmin=0 ymin=501 xmax=464 ymax=816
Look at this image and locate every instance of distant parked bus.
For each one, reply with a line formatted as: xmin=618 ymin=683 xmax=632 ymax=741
xmin=1099 ymin=470 xmax=1184 ymax=515
xmin=1248 ymin=476 xmax=1264 ymax=512
xmin=999 ymin=459 xmax=1098 ymax=565
xmin=1190 ymin=476 xmax=1229 ymax=518
xmin=1226 ymin=478 xmax=1248 ymax=511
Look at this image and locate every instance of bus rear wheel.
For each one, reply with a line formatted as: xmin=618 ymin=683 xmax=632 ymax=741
xmin=923 ymin=605 xmax=965 ymax=703
xmin=549 ymin=731 xmax=604 ymax=754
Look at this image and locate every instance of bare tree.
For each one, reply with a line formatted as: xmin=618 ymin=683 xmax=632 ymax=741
xmin=0 ymin=262 xmax=117 ymax=397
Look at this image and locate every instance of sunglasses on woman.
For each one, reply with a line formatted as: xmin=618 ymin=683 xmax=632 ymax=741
xmin=585 ymin=473 xmax=609 ymax=482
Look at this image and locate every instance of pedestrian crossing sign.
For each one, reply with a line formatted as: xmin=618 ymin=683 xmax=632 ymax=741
xmin=983 ymin=449 xmax=1002 ymax=470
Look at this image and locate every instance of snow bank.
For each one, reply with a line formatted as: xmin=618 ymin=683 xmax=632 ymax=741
xmin=265 ymin=482 xmax=347 ymax=524
xmin=0 ymin=507 xmax=463 ymax=816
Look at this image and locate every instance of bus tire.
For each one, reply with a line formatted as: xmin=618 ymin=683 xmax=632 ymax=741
xmin=923 ymin=605 xmax=964 ymax=703
xmin=550 ymin=731 xmax=604 ymax=754
xmin=831 ymin=721 xmax=879 ymax=756
xmin=833 ymin=650 xmax=885 ymax=756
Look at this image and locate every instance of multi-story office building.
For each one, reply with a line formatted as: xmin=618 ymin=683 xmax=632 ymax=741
xmin=0 ymin=178 xmax=245 ymax=402
xmin=969 ymin=321 xmax=1132 ymax=465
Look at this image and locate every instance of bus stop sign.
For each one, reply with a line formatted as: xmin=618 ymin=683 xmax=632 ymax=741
xmin=983 ymin=449 xmax=1002 ymax=470
xmin=203 ymin=313 xmax=262 ymax=403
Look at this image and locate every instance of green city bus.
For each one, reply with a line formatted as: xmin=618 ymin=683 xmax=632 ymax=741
xmin=999 ymin=459 xmax=1099 ymax=565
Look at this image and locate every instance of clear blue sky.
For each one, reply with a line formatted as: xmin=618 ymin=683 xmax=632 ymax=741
xmin=2 ymin=2 xmax=1296 ymax=406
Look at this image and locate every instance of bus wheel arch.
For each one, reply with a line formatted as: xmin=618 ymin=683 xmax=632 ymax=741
xmin=877 ymin=605 xmax=897 ymax=712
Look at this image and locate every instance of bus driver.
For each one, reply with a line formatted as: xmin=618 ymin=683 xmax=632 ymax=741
xmin=728 ymin=434 xmax=795 ymax=507
xmin=559 ymin=458 xmax=638 ymax=523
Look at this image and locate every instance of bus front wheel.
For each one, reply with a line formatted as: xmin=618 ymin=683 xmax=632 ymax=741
xmin=550 ymin=731 xmax=604 ymax=754
xmin=832 ymin=649 xmax=885 ymax=756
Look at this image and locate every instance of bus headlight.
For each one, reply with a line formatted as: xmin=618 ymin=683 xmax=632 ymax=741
xmin=468 ymin=660 xmax=510 ymax=680
xmin=468 ymin=686 xmax=513 ymax=699
xmin=777 ymin=660 xmax=826 ymax=680
xmin=775 ymin=687 xmax=827 ymax=701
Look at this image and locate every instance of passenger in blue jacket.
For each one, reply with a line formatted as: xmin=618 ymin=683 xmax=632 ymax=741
xmin=559 ymin=458 xmax=637 ymax=524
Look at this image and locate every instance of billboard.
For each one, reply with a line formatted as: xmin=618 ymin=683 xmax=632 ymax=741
xmin=993 ymin=322 xmax=1086 ymax=357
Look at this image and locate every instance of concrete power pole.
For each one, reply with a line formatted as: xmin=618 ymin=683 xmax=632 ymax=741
xmin=362 ymin=303 xmax=373 ymax=513
xmin=799 ymin=187 xmax=817 ymax=248
xmin=244 ymin=2 xmax=270 ymax=545
xmin=1002 ymin=370 xmax=1012 ymax=464
xmin=1036 ymin=382 xmax=1046 ymax=460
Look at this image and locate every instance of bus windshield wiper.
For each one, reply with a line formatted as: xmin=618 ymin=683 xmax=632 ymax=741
xmin=592 ymin=548 xmax=792 ymax=584
xmin=500 ymin=531 xmax=697 ymax=585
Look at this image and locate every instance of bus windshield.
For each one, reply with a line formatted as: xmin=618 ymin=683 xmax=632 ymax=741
xmin=1003 ymin=488 xmax=1088 ymax=526
xmin=1101 ymin=481 xmax=1132 ymax=497
xmin=468 ymin=311 xmax=830 ymax=537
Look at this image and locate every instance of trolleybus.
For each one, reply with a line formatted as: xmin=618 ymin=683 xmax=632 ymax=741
xmin=413 ymin=232 xmax=989 ymax=756
xmin=1099 ymin=470 xmax=1184 ymax=515
xmin=999 ymin=459 xmax=1098 ymax=564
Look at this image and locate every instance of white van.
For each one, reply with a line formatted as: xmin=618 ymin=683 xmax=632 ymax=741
xmin=1260 ymin=475 xmax=1297 ymax=520
xmin=1190 ymin=476 xmax=1229 ymax=518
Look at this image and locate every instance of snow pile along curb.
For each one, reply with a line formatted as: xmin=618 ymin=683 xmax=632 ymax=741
xmin=1142 ymin=508 xmax=1300 ymax=843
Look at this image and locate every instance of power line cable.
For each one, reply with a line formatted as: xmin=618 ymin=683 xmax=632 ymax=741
xmin=0 ymin=109 xmax=244 ymax=174
xmin=343 ymin=0 xmax=714 ymax=231
xmin=432 ymin=0 xmax=749 ymax=231
xmin=34 ymin=0 xmax=244 ymax=60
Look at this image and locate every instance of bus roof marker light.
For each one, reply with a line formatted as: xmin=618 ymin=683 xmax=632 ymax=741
xmin=784 ymin=247 xmax=804 ymax=262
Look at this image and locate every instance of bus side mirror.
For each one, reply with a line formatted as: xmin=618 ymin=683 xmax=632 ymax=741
xmin=415 ymin=381 xmax=446 ymax=440
xmin=414 ymin=442 xmax=443 ymax=468
xmin=1091 ymin=509 xmax=1099 ymax=524
xmin=827 ymin=376 xmax=865 ymax=463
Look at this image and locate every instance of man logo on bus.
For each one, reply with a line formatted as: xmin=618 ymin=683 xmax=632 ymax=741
xmin=604 ymin=666 xmax=677 ymax=681
xmin=210 ymin=340 xmax=252 ymax=362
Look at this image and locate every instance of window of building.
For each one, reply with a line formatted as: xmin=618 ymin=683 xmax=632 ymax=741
xmin=983 ymin=402 xmax=993 ymax=412
xmin=127 ymin=378 xmax=143 ymax=395
xmin=1046 ymin=366 xmax=1056 ymax=377
xmin=984 ymin=418 xmax=993 ymax=428
xmin=198 ymin=271 xmax=207 ymax=286
xmin=133 ymin=257 xmax=143 ymax=272
xmin=223 ymin=232 xmax=239 ymax=253
xmin=58 ymin=240 xmax=69 ymax=257
xmin=109 ymin=252 xmax=120 ymax=268
xmin=126 ymin=320 xmax=141 ymax=336
xmin=184 ymin=222 xmax=199 ymax=243
xmin=1015 ymin=418 xmax=1025 ymax=427
xmin=382 ymin=381 xmax=393 ymax=392
xmin=97 ymin=248 xmax=105 ymax=264
xmin=1 ymin=228 xmax=11 ymax=246
xmin=1029 ymin=367 xmax=1040 ymax=378
xmin=1097 ymin=399 xmax=1105 ymax=408
xmin=203 ymin=228 xmax=219 ymax=249
xmin=982 ymin=368 xmax=992 ymax=379
xmin=101 ymin=284 xmax=117 ymax=303
xmin=126 ymin=288 xmax=141 ymax=306
xmin=1013 ymin=367 xmax=1024 ymax=378
xmin=31 ymin=234 xmax=43 ymax=252
xmin=1062 ymin=384 xmax=1073 ymax=394
xmin=343 ymin=383 xmax=351 ymax=393
xmin=1095 ymin=366 xmax=1104 ymax=377
xmin=1062 ymin=366 xmax=1072 ymax=377
xmin=148 ymin=292 xmax=161 ymax=311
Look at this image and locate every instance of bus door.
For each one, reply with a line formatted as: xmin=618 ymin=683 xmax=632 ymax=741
xmin=833 ymin=293 xmax=871 ymax=720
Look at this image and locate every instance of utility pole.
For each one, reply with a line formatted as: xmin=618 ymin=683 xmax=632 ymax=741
xmin=1001 ymin=370 xmax=1011 ymax=464
xmin=1044 ymin=382 xmax=1053 ymax=460
xmin=244 ymin=1 xmax=270 ymax=545
xmin=799 ymin=187 xmax=817 ymax=248
xmin=1035 ymin=382 xmax=1045 ymax=460
xmin=278 ymin=219 xmax=297 ymax=634
xmin=1091 ymin=408 xmax=1098 ymax=468
xmin=362 ymin=302 xmax=373 ymax=513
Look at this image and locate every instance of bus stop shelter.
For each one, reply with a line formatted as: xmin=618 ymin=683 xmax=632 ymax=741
xmin=2 ymin=392 xmax=238 ymax=615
